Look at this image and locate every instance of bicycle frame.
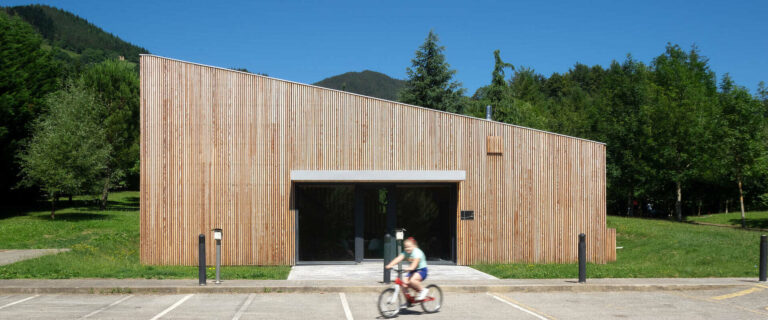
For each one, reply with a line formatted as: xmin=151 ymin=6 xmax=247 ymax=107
xmin=389 ymin=276 xmax=436 ymax=305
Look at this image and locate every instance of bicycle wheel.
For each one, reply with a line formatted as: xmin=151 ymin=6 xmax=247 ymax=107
xmin=420 ymin=284 xmax=443 ymax=313
xmin=378 ymin=288 xmax=403 ymax=318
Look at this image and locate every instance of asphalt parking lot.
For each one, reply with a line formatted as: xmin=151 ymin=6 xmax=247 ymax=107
xmin=1 ymin=286 xmax=768 ymax=319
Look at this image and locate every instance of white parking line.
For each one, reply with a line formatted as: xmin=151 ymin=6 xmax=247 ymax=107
xmin=487 ymin=292 xmax=550 ymax=320
xmin=231 ymin=293 xmax=256 ymax=320
xmin=150 ymin=294 xmax=193 ymax=320
xmin=0 ymin=295 xmax=39 ymax=310
xmin=80 ymin=295 xmax=133 ymax=319
xmin=339 ymin=292 xmax=354 ymax=320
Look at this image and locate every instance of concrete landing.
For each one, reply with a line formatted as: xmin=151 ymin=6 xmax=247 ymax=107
xmin=0 ymin=249 xmax=70 ymax=266
xmin=287 ymin=262 xmax=497 ymax=280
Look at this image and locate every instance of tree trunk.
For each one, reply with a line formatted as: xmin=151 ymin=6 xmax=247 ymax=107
xmin=626 ymin=193 xmax=633 ymax=217
xmin=738 ymin=177 xmax=746 ymax=228
xmin=68 ymin=194 xmax=73 ymax=204
xmin=50 ymin=192 xmax=56 ymax=220
xmin=675 ymin=180 xmax=682 ymax=222
xmin=100 ymin=175 xmax=110 ymax=210
xmin=697 ymin=200 xmax=701 ymax=216
xmin=725 ymin=199 xmax=729 ymax=214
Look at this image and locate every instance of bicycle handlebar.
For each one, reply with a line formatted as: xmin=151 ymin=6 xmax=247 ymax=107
xmin=390 ymin=268 xmax=407 ymax=274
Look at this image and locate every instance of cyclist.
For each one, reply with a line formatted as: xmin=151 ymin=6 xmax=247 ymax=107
xmin=385 ymin=237 xmax=429 ymax=300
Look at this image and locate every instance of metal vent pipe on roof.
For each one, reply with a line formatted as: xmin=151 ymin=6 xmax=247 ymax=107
xmin=486 ymin=105 xmax=492 ymax=120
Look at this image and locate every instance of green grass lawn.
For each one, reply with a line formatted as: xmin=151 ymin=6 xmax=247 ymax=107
xmin=0 ymin=191 xmax=290 ymax=279
xmin=473 ymin=215 xmax=766 ymax=279
xmin=688 ymin=211 xmax=768 ymax=229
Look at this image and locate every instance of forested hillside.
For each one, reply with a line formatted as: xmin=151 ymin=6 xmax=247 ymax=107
xmin=314 ymin=70 xmax=406 ymax=100
xmin=4 ymin=5 xmax=148 ymax=64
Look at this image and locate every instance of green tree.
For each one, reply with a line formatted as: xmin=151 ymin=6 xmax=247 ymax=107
xmin=18 ymin=81 xmax=110 ymax=219
xmin=79 ymin=59 xmax=140 ymax=209
xmin=647 ymin=44 xmax=718 ymax=221
xmin=717 ymin=75 xmax=768 ymax=227
xmin=600 ymin=56 xmax=652 ymax=216
xmin=467 ymin=51 xmax=547 ymax=129
xmin=0 ymin=11 xmax=60 ymax=202
xmin=399 ymin=30 xmax=464 ymax=112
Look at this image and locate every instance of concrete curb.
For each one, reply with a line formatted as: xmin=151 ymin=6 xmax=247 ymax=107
xmin=0 ymin=283 xmax=752 ymax=295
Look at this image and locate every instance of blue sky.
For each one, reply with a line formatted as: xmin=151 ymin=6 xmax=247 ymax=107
xmin=5 ymin=0 xmax=767 ymax=95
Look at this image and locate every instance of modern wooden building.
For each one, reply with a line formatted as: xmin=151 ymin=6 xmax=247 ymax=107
xmin=140 ymin=54 xmax=616 ymax=266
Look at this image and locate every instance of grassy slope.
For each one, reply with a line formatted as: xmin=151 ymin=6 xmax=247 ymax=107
xmin=474 ymin=215 xmax=765 ymax=278
xmin=688 ymin=211 xmax=768 ymax=229
xmin=0 ymin=191 xmax=289 ymax=279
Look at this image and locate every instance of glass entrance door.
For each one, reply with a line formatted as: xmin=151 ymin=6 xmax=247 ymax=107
xmin=296 ymin=183 xmax=456 ymax=263
xmin=360 ymin=187 xmax=388 ymax=259
xmin=296 ymin=185 xmax=355 ymax=262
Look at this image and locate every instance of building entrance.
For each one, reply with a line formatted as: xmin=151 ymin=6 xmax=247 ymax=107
xmin=296 ymin=183 xmax=456 ymax=264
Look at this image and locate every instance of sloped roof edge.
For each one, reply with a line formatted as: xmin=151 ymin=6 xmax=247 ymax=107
xmin=140 ymin=54 xmax=606 ymax=146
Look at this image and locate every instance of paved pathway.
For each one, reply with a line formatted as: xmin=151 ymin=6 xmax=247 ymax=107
xmin=287 ymin=262 xmax=497 ymax=280
xmin=2 ymin=286 xmax=768 ymax=319
xmin=0 ymin=249 xmax=70 ymax=266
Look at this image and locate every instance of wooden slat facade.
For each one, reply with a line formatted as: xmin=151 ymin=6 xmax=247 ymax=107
xmin=140 ymin=55 xmax=614 ymax=266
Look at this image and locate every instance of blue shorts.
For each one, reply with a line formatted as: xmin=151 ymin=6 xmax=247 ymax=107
xmin=407 ymin=267 xmax=428 ymax=281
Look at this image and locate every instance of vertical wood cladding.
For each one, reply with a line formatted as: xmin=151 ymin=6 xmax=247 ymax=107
xmin=141 ymin=55 xmax=613 ymax=266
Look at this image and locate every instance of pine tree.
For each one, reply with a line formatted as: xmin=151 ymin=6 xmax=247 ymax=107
xmin=399 ymin=30 xmax=464 ymax=112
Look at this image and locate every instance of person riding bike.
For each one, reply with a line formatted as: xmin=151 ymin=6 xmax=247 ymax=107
xmin=385 ymin=237 xmax=429 ymax=300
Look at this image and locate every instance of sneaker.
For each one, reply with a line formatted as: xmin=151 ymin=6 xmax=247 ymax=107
xmin=416 ymin=288 xmax=429 ymax=300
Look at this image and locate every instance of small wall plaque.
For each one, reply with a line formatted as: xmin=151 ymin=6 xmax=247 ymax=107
xmin=486 ymin=136 xmax=503 ymax=154
xmin=460 ymin=210 xmax=474 ymax=220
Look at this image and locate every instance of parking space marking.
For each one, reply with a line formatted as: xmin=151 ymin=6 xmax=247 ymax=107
xmin=149 ymin=294 xmax=193 ymax=320
xmin=80 ymin=295 xmax=133 ymax=319
xmin=486 ymin=292 xmax=554 ymax=320
xmin=231 ymin=293 xmax=256 ymax=320
xmin=711 ymin=287 xmax=763 ymax=300
xmin=669 ymin=291 xmax=768 ymax=317
xmin=0 ymin=295 xmax=39 ymax=310
xmin=339 ymin=293 xmax=354 ymax=320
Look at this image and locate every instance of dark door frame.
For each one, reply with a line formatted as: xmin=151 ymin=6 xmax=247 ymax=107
xmin=295 ymin=182 xmax=456 ymax=265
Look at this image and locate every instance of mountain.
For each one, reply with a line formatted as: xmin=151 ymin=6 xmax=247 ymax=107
xmin=3 ymin=4 xmax=148 ymax=63
xmin=313 ymin=70 xmax=406 ymax=101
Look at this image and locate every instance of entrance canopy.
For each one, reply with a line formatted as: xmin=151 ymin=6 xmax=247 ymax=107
xmin=290 ymin=170 xmax=466 ymax=182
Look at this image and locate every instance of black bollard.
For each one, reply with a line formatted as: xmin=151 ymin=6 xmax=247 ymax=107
xmin=760 ymin=235 xmax=767 ymax=282
xmin=578 ymin=233 xmax=586 ymax=283
xmin=383 ymin=233 xmax=393 ymax=283
xmin=199 ymin=234 xmax=206 ymax=286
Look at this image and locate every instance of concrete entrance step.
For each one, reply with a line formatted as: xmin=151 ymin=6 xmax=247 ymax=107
xmin=287 ymin=262 xmax=498 ymax=280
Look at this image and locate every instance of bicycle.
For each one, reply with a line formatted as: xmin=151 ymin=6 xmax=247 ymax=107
xmin=377 ymin=268 xmax=443 ymax=318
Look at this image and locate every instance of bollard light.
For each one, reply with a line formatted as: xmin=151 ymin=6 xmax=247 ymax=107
xmin=212 ymin=228 xmax=223 ymax=284
xmin=395 ymin=228 xmax=406 ymax=241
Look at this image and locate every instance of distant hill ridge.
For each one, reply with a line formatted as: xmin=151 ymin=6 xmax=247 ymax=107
xmin=5 ymin=4 xmax=402 ymax=100
xmin=3 ymin=4 xmax=148 ymax=62
xmin=313 ymin=70 xmax=405 ymax=101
